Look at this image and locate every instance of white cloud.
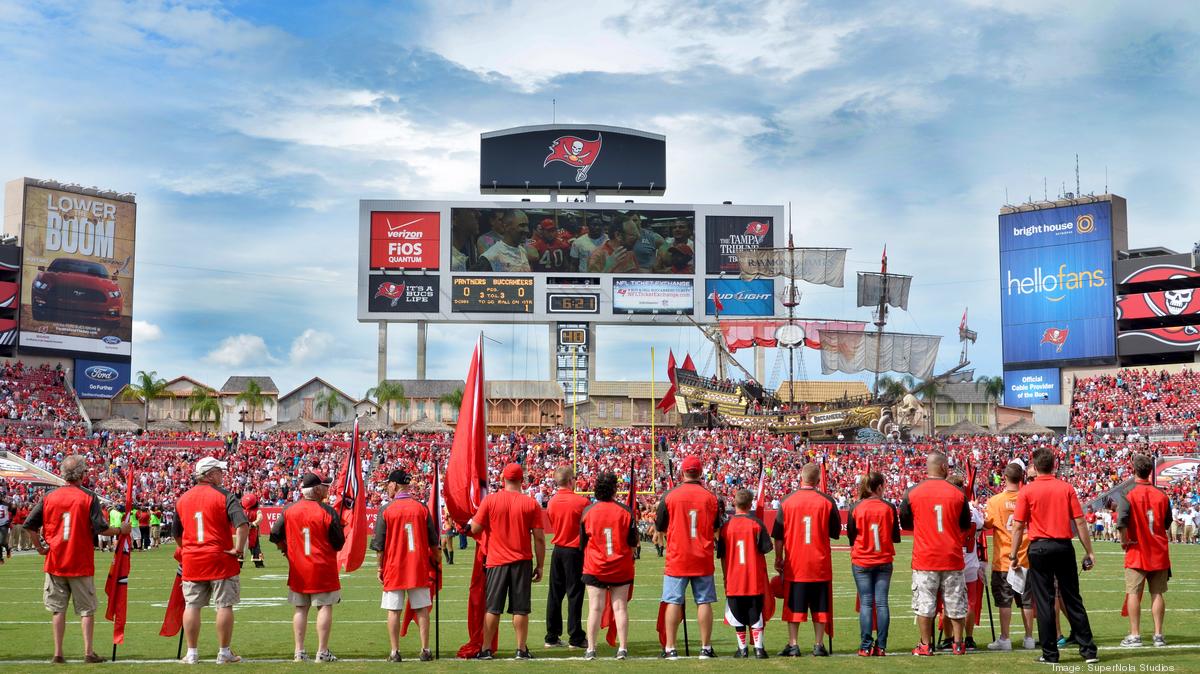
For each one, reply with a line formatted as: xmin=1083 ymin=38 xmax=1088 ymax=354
xmin=289 ymin=328 xmax=335 ymax=364
xmin=132 ymin=319 xmax=163 ymax=343
xmin=206 ymin=334 xmax=276 ymax=368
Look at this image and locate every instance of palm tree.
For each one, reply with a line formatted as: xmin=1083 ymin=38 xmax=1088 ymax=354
xmin=977 ymin=375 xmax=1005 ymax=431
xmin=315 ymin=389 xmax=347 ymax=426
xmin=877 ymin=375 xmax=910 ymax=401
xmin=366 ymin=380 xmax=408 ymax=428
xmin=187 ymin=387 xmax=222 ymax=433
xmin=125 ymin=370 xmax=171 ymax=429
xmin=906 ymin=375 xmax=946 ymax=436
xmin=235 ymin=379 xmax=267 ymax=434
xmin=439 ymin=388 xmax=464 ymax=421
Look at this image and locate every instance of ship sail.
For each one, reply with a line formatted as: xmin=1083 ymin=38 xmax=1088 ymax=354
xmin=856 ymin=272 xmax=913 ymax=310
xmin=818 ymin=330 xmax=941 ymax=379
xmin=739 ymin=247 xmax=847 ymax=287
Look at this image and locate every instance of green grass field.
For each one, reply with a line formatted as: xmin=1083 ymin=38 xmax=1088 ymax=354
xmin=1 ymin=540 xmax=1196 ymax=672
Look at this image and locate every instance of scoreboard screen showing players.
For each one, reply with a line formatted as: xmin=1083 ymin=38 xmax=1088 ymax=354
xmin=451 ymin=276 xmax=534 ymax=313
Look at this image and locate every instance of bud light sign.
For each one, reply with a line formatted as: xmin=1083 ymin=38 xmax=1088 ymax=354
xmin=704 ymin=279 xmax=775 ymax=316
xmin=75 ymin=358 xmax=130 ymax=398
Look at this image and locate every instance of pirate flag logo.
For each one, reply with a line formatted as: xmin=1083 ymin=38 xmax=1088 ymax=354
xmin=745 ymin=220 xmax=770 ymax=239
xmin=545 ymin=134 xmax=602 ymax=183
xmin=1115 ymin=265 xmax=1200 ymax=344
xmin=375 ymin=281 xmax=406 ymax=308
xmin=1041 ymin=327 xmax=1068 ymax=353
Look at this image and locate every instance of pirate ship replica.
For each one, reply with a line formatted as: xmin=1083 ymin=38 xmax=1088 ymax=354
xmin=676 ymin=232 xmax=973 ymax=439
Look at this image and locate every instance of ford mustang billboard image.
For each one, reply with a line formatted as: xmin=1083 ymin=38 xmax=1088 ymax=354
xmin=17 ymin=184 xmax=136 ymax=358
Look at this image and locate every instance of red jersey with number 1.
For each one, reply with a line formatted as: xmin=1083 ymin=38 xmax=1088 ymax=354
xmin=1118 ymin=479 xmax=1171 ymax=572
xmin=719 ymin=513 xmax=772 ymax=596
xmin=771 ymin=487 xmax=840 ymax=582
xmin=900 ymin=478 xmax=969 ymax=571
xmin=24 ymin=484 xmax=108 ymax=577
xmin=655 ymin=482 xmax=719 ymax=577
xmin=370 ymin=495 xmax=439 ymax=591
xmin=270 ymin=499 xmax=345 ymax=594
xmin=580 ymin=501 xmax=636 ymax=583
xmin=848 ymin=497 xmax=900 ymax=567
xmin=173 ymin=483 xmax=248 ymax=582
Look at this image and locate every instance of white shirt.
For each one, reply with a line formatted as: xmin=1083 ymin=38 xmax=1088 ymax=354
xmin=570 ymin=235 xmax=606 ymax=272
xmin=481 ymin=240 xmax=531 ymax=272
xmin=962 ymin=503 xmax=986 ymax=583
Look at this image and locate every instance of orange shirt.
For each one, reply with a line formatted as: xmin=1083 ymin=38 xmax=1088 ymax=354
xmin=1014 ymin=475 xmax=1083 ymax=540
xmin=547 ymin=488 xmax=589 ymax=548
xmin=984 ymin=488 xmax=1029 ymax=571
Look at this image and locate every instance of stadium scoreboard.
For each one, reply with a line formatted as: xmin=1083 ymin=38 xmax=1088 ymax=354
xmin=357 ymin=199 xmax=785 ymax=325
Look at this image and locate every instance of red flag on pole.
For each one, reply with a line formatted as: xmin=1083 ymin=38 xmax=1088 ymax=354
xmin=681 ymin=354 xmax=697 ymax=372
xmin=881 ymin=245 xmax=888 ymax=275
xmin=159 ymin=549 xmax=185 ymax=637
xmin=446 ymin=334 xmax=488 ymax=527
xmin=333 ymin=418 xmax=368 ymax=572
xmin=457 ymin=536 xmax=498 ymax=658
xmin=104 ymin=469 xmax=134 ymax=645
xmin=656 ymin=350 xmax=678 ymax=414
xmin=709 ymin=290 xmax=724 ymax=313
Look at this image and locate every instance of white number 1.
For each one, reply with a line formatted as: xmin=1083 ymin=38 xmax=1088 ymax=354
xmin=603 ymin=528 xmax=614 ymax=556
xmin=870 ymin=522 xmax=881 ymax=552
xmin=302 ymin=527 xmax=312 ymax=556
xmin=688 ymin=510 xmax=698 ymax=539
xmin=802 ymin=516 xmax=812 ymax=544
xmin=195 ymin=512 xmax=205 ymax=542
xmin=61 ymin=513 xmax=71 ymax=541
xmin=1147 ymin=510 xmax=1155 ymax=534
xmin=934 ymin=505 xmax=944 ymax=533
xmin=736 ymin=539 xmax=746 ymax=564
xmin=404 ymin=523 xmax=415 ymax=552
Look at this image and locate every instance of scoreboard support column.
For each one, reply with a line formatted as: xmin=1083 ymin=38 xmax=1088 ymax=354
xmin=588 ymin=323 xmax=597 ymax=382
xmin=417 ymin=320 xmax=428 ymax=380
xmin=377 ymin=322 xmax=388 ymax=385
xmin=548 ymin=323 xmax=556 ymax=382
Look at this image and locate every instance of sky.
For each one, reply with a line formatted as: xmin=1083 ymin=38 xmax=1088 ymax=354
xmin=1 ymin=0 xmax=1198 ymax=398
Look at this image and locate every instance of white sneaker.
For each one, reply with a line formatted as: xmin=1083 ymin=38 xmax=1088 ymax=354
xmin=1120 ymin=635 xmax=1142 ymax=648
xmin=987 ymin=638 xmax=1012 ymax=651
xmin=1023 ymin=636 xmax=1036 ymax=650
xmin=180 ymin=653 xmax=200 ymax=665
xmin=294 ymin=652 xmax=309 ymax=662
xmin=316 ymin=650 xmax=338 ymax=663
xmin=216 ymin=650 xmax=242 ymax=664
xmin=1153 ymin=635 xmax=1167 ymax=647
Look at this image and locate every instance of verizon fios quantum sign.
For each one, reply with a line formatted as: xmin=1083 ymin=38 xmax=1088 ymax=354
xmin=369 ymin=212 xmax=440 ymax=269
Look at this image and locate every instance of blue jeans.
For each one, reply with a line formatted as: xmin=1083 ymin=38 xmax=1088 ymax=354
xmin=852 ymin=563 xmax=893 ymax=650
xmin=661 ymin=574 xmax=717 ymax=605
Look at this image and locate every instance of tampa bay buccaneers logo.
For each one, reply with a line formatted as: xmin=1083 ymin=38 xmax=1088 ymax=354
xmin=1041 ymin=327 xmax=1068 ymax=352
xmin=374 ymin=282 xmax=406 ymax=307
xmin=545 ymin=134 xmax=602 ymax=182
xmin=745 ymin=221 xmax=770 ymax=238
xmin=1116 ymin=264 xmax=1200 ymax=342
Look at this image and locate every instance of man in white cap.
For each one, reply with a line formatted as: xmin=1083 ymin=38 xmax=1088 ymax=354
xmin=173 ymin=457 xmax=249 ymax=664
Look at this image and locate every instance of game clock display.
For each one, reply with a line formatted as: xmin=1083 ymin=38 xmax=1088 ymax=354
xmin=547 ymin=293 xmax=599 ymax=314
xmin=451 ymin=276 xmax=534 ymax=312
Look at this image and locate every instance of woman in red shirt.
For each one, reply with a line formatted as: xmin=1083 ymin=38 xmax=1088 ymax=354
xmin=846 ymin=472 xmax=901 ymax=657
xmin=579 ymin=471 xmax=637 ymax=660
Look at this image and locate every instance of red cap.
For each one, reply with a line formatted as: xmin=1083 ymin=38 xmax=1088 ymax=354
xmin=539 ymin=218 xmax=556 ymax=231
xmin=502 ymin=463 xmax=524 ymax=482
xmin=681 ymin=455 xmax=702 ymax=474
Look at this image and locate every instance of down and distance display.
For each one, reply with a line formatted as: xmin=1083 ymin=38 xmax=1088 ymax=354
xmin=452 ymin=276 xmax=534 ymax=313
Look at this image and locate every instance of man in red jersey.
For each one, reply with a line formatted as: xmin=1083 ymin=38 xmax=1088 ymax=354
xmin=544 ymin=465 xmax=589 ymax=649
xmin=719 ymin=488 xmax=773 ymax=659
xmin=1117 ymin=454 xmax=1171 ymax=648
xmin=270 ymin=472 xmax=346 ymax=662
xmin=579 ymin=471 xmax=638 ymax=660
xmin=1011 ymin=448 xmax=1098 ymax=665
xmin=655 ymin=455 xmax=720 ymax=660
xmin=847 ymin=471 xmax=900 ymax=657
xmin=372 ymin=469 xmax=439 ymax=662
xmin=470 ymin=463 xmax=546 ymax=660
xmin=173 ymin=457 xmax=249 ymax=665
xmin=773 ymin=462 xmax=840 ymax=657
xmin=899 ymin=451 xmax=970 ymax=656
xmin=24 ymin=455 xmax=130 ymax=663
xmin=531 ymin=219 xmax=572 ymax=272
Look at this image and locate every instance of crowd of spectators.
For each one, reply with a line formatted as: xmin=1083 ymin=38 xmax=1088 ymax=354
xmin=0 ymin=362 xmax=86 ymax=439
xmin=1070 ymin=368 xmax=1200 ymax=438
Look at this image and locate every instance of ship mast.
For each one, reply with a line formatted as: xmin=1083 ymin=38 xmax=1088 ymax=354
xmin=783 ymin=210 xmax=800 ymax=406
xmin=872 ymin=247 xmax=888 ymax=398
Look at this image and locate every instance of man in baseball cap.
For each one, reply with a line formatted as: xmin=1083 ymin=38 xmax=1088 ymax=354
xmin=470 ymin=463 xmax=546 ymax=660
xmin=655 ymin=455 xmax=720 ymax=659
xmin=372 ymin=467 xmax=439 ymax=661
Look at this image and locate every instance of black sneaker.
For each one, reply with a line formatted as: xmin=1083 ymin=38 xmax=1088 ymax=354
xmin=965 ymin=637 xmax=977 ymax=651
xmin=475 ymin=649 xmax=493 ymax=661
xmin=584 ymin=650 xmax=596 ymax=661
xmin=938 ymin=637 xmax=955 ymax=651
xmin=813 ymin=644 xmax=830 ymax=657
xmin=515 ymin=648 xmax=534 ymax=660
xmin=419 ymin=649 xmax=433 ymax=662
xmin=699 ymin=646 xmax=717 ymax=659
xmin=778 ymin=644 xmax=801 ymax=657
xmin=660 ymin=649 xmax=679 ymax=660
xmin=386 ymin=651 xmax=402 ymax=663
xmin=1036 ymin=656 xmax=1058 ymax=664
xmin=568 ymin=641 xmax=589 ymax=650
xmin=754 ymin=648 xmax=769 ymax=659
xmin=733 ymin=648 xmax=748 ymax=659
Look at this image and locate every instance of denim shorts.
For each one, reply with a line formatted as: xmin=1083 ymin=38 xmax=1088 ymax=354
xmin=661 ymin=574 xmax=716 ymax=605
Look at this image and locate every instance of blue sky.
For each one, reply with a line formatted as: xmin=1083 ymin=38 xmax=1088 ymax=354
xmin=1 ymin=0 xmax=1198 ymax=398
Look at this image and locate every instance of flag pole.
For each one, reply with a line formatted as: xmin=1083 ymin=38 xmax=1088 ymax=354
xmin=650 ymin=347 xmax=655 ymax=491
xmin=435 ymin=458 xmax=441 ymax=660
xmin=176 ymin=631 xmax=183 ymax=660
xmin=572 ymin=345 xmax=578 ymax=478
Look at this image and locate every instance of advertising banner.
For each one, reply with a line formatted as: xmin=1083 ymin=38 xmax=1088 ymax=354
xmin=19 ymin=185 xmax=136 ymax=358
xmin=1003 ymin=367 xmax=1061 ymax=407
xmin=705 ymin=215 xmax=773 ymax=274
xmin=0 ymin=281 xmax=17 ymax=309
xmin=480 ymin=126 xmax=666 ymax=196
xmin=999 ymin=202 xmax=1115 ymax=366
xmin=369 ymin=211 xmax=439 ymax=269
xmin=704 ymin=279 xmax=774 ymax=316
xmin=367 ymin=274 xmax=440 ymax=313
xmin=612 ymin=278 xmax=693 ymax=314
xmin=74 ymin=359 xmax=131 ymax=399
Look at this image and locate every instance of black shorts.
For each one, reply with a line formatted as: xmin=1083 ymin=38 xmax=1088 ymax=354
xmin=786 ymin=581 xmax=830 ymax=616
xmin=485 ymin=560 xmax=533 ymax=615
xmin=990 ymin=570 xmax=1033 ymax=609
xmin=726 ymin=595 xmax=764 ymax=628
xmin=582 ymin=574 xmax=632 ymax=590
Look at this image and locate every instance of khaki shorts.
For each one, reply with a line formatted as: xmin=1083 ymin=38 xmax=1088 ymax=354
xmin=1125 ymin=568 xmax=1168 ymax=595
xmin=44 ymin=574 xmax=97 ymax=616
xmin=289 ymin=590 xmax=342 ymax=607
xmin=911 ymin=569 xmax=967 ymax=619
xmin=183 ymin=576 xmax=241 ymax=609
xmin=381 ymin=588 xmax=431 ymax=611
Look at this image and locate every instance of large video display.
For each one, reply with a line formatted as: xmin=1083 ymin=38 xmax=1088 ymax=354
xmin=18 ymin=185 xmax=136 ymax=359
xmin=999 ymin=202 xmax=1115 ymax=366
xmin=449 ymin=207 xmax=694 ymax=274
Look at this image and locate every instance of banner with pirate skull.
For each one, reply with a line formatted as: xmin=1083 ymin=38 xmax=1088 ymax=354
xmin=367 ymin=274 xmax=440 ymax=313
xmin=1116 ymin=264 xmax=1200 ymax=352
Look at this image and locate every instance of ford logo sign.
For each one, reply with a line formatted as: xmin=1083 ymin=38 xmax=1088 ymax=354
xmin=84 ymin=365 xmax=120 ymax=381
xmin=102 ymin=336 xmax=121 ymax=345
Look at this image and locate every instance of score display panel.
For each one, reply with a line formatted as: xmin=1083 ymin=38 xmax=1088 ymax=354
xmin=357 ymin=199 xmax=784 ymax=325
